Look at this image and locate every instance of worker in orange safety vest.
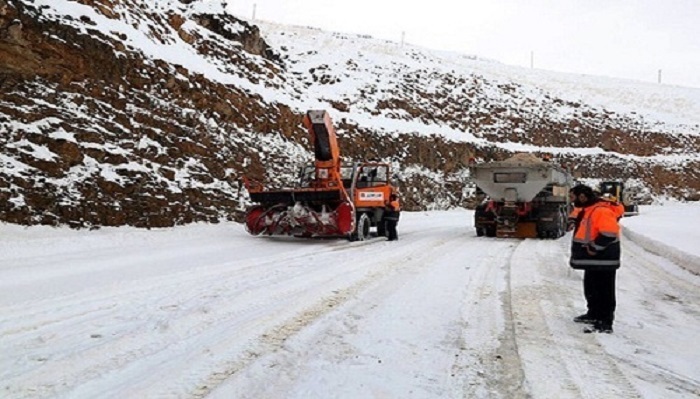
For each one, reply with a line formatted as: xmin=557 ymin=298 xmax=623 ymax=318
xmin=569 ymin=184 xmax=621 ymax=334
xmin=384 ymin=193 xmax=401 ymax=241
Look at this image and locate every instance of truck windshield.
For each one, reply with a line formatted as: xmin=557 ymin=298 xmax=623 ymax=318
xmin=357 ymin=166 xmax=388 ymax=188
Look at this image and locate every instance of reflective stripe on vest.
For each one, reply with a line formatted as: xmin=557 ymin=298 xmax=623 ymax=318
xmin=571 ymin=259 xmax=620 ymax=266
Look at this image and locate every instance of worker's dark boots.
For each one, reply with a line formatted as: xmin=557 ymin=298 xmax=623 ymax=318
xmin=597 ymin=322 xmax=613 ymax=333
xmin=583 ymin=321 xmax=613 ymax=334
xmin=573 ymin=313 xmax=596 ymax=324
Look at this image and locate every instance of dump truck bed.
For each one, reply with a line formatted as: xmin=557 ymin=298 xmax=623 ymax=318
xmin=470 ymin=153 xmax=571 ymax=203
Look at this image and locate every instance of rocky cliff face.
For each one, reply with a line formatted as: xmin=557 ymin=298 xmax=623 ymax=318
xmin=1 ymin=0 xmax=699 ymax=228
xmin=1 ymin=0 xmax=297 ymax=227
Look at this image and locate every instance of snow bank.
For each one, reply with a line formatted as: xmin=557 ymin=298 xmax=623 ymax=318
xmin=621 ymin=204 xmax=700 ymax=275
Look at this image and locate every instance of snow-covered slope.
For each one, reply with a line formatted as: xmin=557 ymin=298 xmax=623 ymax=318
xmin=1 ymin=0 xmax=699 ymax=229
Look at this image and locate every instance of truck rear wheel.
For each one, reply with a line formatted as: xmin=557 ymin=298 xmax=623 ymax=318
xmin=351 ymin=213 xmax=370 ymax=241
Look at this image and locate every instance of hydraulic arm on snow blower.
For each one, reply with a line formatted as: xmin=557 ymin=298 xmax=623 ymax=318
xmin=243 ymin=110 xmax=355 ymax=237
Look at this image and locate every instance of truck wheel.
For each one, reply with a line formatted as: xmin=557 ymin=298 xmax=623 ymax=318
xmin=476 ymin=227 xmax=484 ymax=237
xmin=351 ymin=213 xmax=370 ymax=241
xmin=557 ymin=207 xmax=568 ymax=238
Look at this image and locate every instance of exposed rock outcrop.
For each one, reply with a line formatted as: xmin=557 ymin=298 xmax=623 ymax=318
xmin=0 ymin=0 xmax=698 ymax=229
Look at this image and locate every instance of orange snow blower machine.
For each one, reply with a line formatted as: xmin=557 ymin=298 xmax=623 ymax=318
xmin=243 ymin=110 xmax=397 ymax=241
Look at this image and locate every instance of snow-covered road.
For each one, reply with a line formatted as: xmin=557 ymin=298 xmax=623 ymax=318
xmin=1 ymin=208 xmax=699 ymax=398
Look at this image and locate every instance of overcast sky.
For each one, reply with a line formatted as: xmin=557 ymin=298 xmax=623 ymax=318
xmin=226 ymin=0 xmax=700 ymax=89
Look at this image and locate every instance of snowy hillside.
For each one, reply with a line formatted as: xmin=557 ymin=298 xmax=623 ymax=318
xmin=1 ymin=205 xmax=699 ymax=398
xmin=2 ymin=1 xmax=700 ymax=397
xmin=1 ymin=0 xmax=700 ymax=229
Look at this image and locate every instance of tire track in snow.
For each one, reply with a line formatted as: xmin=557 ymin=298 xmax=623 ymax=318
xmin=0 ymin=234 xmax=380 ymax=340
xmin=0 ymin=238 xmax=347 ymax=336
xmin=492 ymin=238 xmax=529 ymax=399
xmin=602 ymin=239 xmax=700 ymax=398
xmin=621 ymin=238 xmax=700 ymax=322
xmin=0 ymin=238 xmax=413 ymax=398
xmin=188 ymin=233 xmax=461 ymax=398
xmin=608 ymin=353 xmax=700 ymax=397
xmin=20 ymin=233 xmax=449 ymax=398
xmin=508 ymin=238 xmax=641 ymax=399
xmin=507 ymin=238 xmax=583 ymax=399
xmin=446 ymin=238 xmax=525 ymax=399
xmin=201 ymin=229 xmax=515 ymax=398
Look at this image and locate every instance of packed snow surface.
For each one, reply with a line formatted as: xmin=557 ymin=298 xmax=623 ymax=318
xmin=1 ymin=205 xmax=699 ymax=398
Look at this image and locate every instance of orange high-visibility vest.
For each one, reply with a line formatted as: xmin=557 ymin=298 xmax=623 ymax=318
xmin=573 ymin=203 xmax=619 ymax=245
xmin=570 ymin=202 xmax=621 ymax=269
xmin=389 ymin=199 xmax=400 ymax=212
xmin=569 ymin=207 xmax=581 ymax=219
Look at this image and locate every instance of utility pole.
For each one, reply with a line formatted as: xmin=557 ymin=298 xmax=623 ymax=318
xmin=658 ymin=69 xmax=662 ymax=84
xmin=530 ymin=51 xmax=534 ymax=69
xmin=400 ymin=31 xmax=405 ymax=48
xmin=252 ymin=3 xmax=257 ymax=20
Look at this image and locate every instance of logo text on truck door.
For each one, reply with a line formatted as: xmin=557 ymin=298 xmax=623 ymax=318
xmin=359 ymin=192 xmax=384 ymax=201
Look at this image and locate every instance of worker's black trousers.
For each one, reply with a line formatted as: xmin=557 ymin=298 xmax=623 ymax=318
xmin=583 ymin=269 xmax=617 ymax=323
xmin=385 ymin=220 xmax=398 ymax=241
